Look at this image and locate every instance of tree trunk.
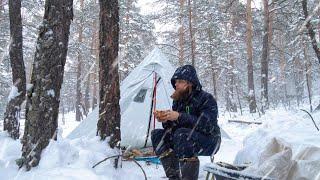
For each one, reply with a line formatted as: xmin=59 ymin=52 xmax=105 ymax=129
xmin=302 ymin=0 xmax=320 ymax=63
xmin=226 ymin=56 xmax=237 ymax=112
xmin=91 ymin=19 xmax=98 ymax=109
xmin=61 ymin=101 xmax=65 ymax=125
xmin=207 ymin=28 xmax=218 ymax=100
xmin=3 ymin=0 xmax=26 ymax=140
xmin=97 ymin=0 xmax=121 ymax=149
xmin=178 ymin=0 xmax=185 ymax=66
xmin=76 ymin=56 xmax=82 ymax=121
xmin=294 ymin=57 xmax=304 ymax=106
xmin=87 ymin=18 xmax=97 ymax=112
xmin=268 ymin=0 xmax=275 ymax=108
xmin=235 ymin=77 xmax=243 ymax=115
xmin=226 ymin=4 xmax=238 ymax=113
xmin=279 ymin=35 xmax=288 ymax=107
xmin=21 ymin=0 xmax=73 ymax=170
xmin=0 ymin=0 xmax=3 ymax=18
xmin=293 ymin=58 xmax=303 ymax=107
xmin=303 ymin=39 xmax=313 ymax=112
xmin=268 ymin=0 xmax=274 ymax=51
xmin=301 ymin=1 xmax=320 ymax=112
xmin=187 ymin=0 xmax=195 ymax=66
xmin=230 ymin=57 xmax=237 ymax=112
xmin=92 ymin=66 xmax=98 ymax=109
xmin=246 ymin=0 xmax=257 ymax=113
xmin=84 ymin=74 xmax=90 ymax=115
xmin=260 ymin=0 xmax=270 ymax=113
xmin=318 ymin=10 xmax=320 ymax=39
xmin=76 ymin=0 xmax=84 ymax=121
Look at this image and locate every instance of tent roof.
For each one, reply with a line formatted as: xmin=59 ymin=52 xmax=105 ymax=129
xmin=120 ymin=47 xmax=175 ymax=114
xmin=120 ymin=47 xmax=175 ymax=93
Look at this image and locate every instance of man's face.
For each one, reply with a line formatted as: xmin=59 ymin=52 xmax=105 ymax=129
xmin=175 ymin=79 xmax=190 ymax=91
xmin=171 ymin=79 xmax=193 ymax=101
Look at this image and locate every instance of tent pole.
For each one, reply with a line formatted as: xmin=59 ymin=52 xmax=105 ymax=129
xmin=144 ymin=72 xmax=161 ymax=148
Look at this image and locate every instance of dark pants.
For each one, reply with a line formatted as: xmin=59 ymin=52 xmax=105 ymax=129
xmin=151 ymin=128 xmax=220 ymax=159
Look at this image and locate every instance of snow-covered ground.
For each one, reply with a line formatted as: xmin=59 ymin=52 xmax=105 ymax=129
xmin=0 ymin=106 xmax=319 ymax=179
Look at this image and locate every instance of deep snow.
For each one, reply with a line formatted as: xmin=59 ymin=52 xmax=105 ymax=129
xmin=0 ymin=106 xmax=319 ymax=179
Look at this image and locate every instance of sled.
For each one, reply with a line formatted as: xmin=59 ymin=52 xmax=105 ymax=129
xmin=204 ymin=162 xmax=274 ymax=180
xmin=122 ymin=147 xmax=160 ymax=165
xmin=134 ymin=156 xmax=161 ymax=165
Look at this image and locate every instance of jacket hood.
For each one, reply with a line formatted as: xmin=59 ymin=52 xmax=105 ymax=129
xmin=171 ymin=65 xmax=202 ymax=91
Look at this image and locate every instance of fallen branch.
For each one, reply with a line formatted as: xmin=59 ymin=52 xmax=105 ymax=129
xmin=92 ymin=155 xmax=147 ymax=180
xmin=300 ymin=109 xmax=319 ymax=131
xmin=228 ymin=120 xmax=262 ymax=125
xmin=92 ymin=155 xmax=119 ymax=168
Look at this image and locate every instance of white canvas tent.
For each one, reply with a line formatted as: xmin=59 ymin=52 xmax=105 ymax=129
xmin=68 ymin=47 xmax=230 ymax=149
xmin=68 ymin=48 xmax=175 ymax=148
xmin=119 ymin=47 xmax=175 ymax=148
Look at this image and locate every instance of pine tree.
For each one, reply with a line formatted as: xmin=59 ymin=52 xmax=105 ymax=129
xmin=246 ymin=0 xmax=257 ymax=113
xmin=260 ymin=0 xmax=271 ymax=113
xmin=118 ymin=0 xmax=155 ymax=80
xmin=20 ymin=0 xmax=73 ymax=170
xmin=97 ymin=0 xmax=121 ymax=151
xmin=3 ymin=0 xmax=26 ymax=139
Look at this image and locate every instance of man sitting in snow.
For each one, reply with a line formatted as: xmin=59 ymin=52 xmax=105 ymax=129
xmin=151 ymin=65 xmax=221 ymax=180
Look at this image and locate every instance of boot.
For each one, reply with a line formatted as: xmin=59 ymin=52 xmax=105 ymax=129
xmin=160 ymin=150 xmax=180 ymax=180
xmin=179 ymin=157 xmax=200 ymax=180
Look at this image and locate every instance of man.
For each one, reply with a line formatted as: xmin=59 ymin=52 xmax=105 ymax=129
xmin=151 ymin=65 xmax=221 ymax=180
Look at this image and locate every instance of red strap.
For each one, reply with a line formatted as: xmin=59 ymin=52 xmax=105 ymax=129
xmin=153 ymin=73 xmax=157 ymax=130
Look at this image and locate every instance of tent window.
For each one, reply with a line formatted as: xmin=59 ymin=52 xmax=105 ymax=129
xmin=134 ymin=88 xmax=148 ymax=103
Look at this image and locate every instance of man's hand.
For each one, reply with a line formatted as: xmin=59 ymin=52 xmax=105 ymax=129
xmin=154 ymin=110 xmax=179 ymax=122
xmin=163 ymin=110 xmax=179 ymax=121
xmin=154 ymin=110 xmax=166 ymax=122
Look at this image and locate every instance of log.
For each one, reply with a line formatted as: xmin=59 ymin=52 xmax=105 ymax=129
xmin=228 ymin=120 xmax=262 ymax=125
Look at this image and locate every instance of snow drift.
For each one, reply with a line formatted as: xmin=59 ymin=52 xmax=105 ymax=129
xmin=234 ymin=110 xmax=320 ymax=180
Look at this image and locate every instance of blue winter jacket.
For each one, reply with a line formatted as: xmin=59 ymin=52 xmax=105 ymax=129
xmin=163 ymin=65 xmax=221 ymax=138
